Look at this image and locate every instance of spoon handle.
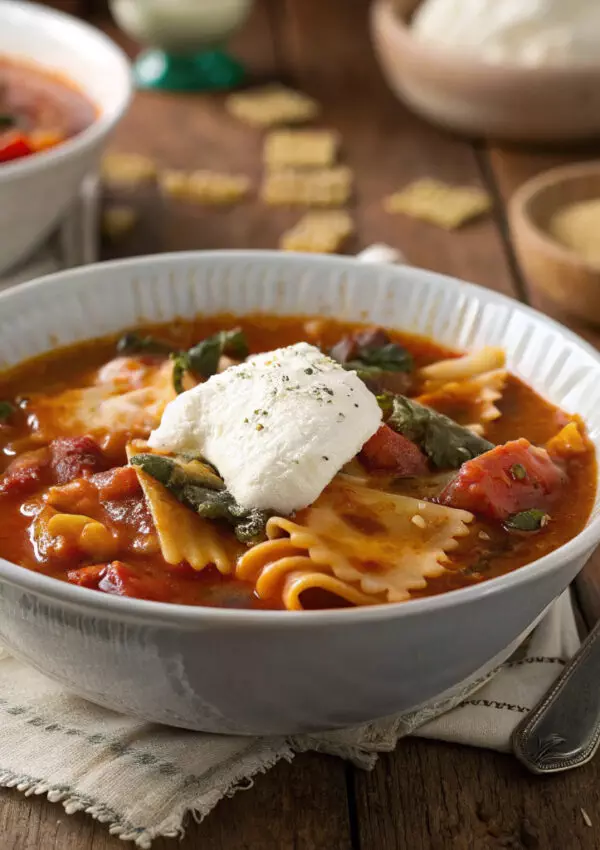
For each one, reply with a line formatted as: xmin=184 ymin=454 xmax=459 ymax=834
xmin=513 ymin=617 xmax=600 ymax=774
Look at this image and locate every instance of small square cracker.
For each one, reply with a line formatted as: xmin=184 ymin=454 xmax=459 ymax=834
xmin=226 ymin=85 xmax=319 ymax=127
xmin=101 ymin=153 xmax=157 ymax=187
xmin=159 ymin=169 xmax=250 ymax=205
xmin=101 ymin=206 xmax=138 ymax=240
xmin=264 ymin=130 xmax=338 ymax=169
xmin=384 ymin=178 xmax=491 ymax=229
xmin=280 ymin=210 xmax=353 ymax=253
xmin=262 ymin=167 xmax=352 ymax=207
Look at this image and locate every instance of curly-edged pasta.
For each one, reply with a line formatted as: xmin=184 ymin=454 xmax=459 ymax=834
xmin=237 ymin=537 xmax=377 ymax=609
xmin=237 ymin=475 xmax=473 ymax=608
xmin=126 ymin=444 xmax=235 ymax=574
xmin=33 ymin=505 xmax=118 ymax=560
xmin=416 ymin=369 xmax=507 ymax=435
xmin=418 ymin=347 xmax=505 ymax=391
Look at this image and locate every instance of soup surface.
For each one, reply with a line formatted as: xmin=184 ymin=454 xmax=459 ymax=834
xmin=0 ymin=56 xmax=95 ymax=163
xmin=0 ymin=315 xmax=595 ymax=610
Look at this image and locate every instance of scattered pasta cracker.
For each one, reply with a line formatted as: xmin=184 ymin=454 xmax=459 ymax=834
xmin=262 ymin=166 xmax=353 ymax=207
xmin=280 ymin=210 xmax=354 ymax=253
xmin=159 ymin=169 xmax=250 ymax=205
xmin=101 ymin=153 xmax=157 ymax=187
xmin=226 ymin=84 xmax=319 ymax=127
xmin=384 ymin=178 xmax=491 ymax=229
xmin=101 ymin=206 xmax=138 ymax=240
xmin=264 ymin=130 xmax=339 ymax=169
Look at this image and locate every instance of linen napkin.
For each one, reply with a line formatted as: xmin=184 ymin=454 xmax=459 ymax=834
xmin=0 ymin=591 xmax=580 ymax=847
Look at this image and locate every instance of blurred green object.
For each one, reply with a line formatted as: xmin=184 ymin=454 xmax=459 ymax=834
xmin=110 ymin=0 xmax=252 ymax=92
xmin=134 ymin=48 xmax=245 ymax=91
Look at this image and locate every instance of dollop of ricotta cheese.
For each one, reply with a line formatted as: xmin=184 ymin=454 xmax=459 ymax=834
xmin=411 ymin=0 xmax=600 ymax=67
xmin=148 ymin=342 xmax=382 ymax=514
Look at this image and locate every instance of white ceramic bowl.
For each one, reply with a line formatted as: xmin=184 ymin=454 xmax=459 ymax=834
xmin=0 ymin=251 xmax=599 ymax=735
xmin=0 ymin=1 xmax=131 ymax=273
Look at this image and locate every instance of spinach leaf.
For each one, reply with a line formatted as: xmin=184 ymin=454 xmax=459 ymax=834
xmin=130 ymin=453 xmax=224 ymax=491
xmin=130 ymin=452 xmax=270 ymax=543
xmin=330 ymin=329 xmax=413 ymax=379
xmin=505 ymin=509 xmax=549 ymax=532
xmin=0 ymin=401 xmax=15 ymax=422
xmin=117 ymin=328 xmax=248 ymax=394
xmin=381 ymin=393 xmax=493 ymax=469
xmin=345 ymin=343 xmax=413 ymax=376
xmin=171 ymin=328 xmax=249 ymax=393
xmin=116 ymin=332 xmax=174 ymax=357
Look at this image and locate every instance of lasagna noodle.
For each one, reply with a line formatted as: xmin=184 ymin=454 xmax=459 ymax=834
xmin=126 ymin=445 xmax=234 ymax=575
xmin=418 ymin=347 xmax=506 ymax=391
xmin=237 ymin=475 xmax=473 ymax=609
xmin=416 ymin=369 xmax=507 ymax=435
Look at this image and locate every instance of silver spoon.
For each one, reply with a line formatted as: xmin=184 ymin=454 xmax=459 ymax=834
xmin=513 ymin=616 xmax=600 ymax=773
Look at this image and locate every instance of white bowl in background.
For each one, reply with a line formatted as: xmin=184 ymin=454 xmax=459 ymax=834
xmin=0 ymin=251 xmax=599 ymax=735
xmin=371 ymin=0 xmax=600 ymax=142
xmin=0 ymin=1 xmax=131 ymax=274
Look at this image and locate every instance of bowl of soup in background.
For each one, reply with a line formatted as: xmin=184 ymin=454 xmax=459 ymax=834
xmin=0 ymin=250 xmax=599 ymax=735
xmin=0 ymin=1 xmax=131 ymax=273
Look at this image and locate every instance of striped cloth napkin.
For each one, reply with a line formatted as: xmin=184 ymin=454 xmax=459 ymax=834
xmin=0 ymin=591 xmax=579 ymax=847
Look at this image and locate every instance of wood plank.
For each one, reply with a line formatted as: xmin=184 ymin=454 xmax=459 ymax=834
xmin=0 ymin=753 xmax=351 ymax=850
xmin=354 ymin=738 xmax=600 ymax=850
xmin=484 ymin=142 xmax=600 ymax=627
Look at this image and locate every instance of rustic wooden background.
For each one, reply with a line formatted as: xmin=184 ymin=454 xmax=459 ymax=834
xmin=2 ymin=1 xmax=600 ymax=848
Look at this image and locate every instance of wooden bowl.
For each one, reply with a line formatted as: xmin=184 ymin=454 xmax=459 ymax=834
xmin=370 ymin=0 xmax=600 ymax=142
xmin=509 ymin=162 xmax=600 ymax=322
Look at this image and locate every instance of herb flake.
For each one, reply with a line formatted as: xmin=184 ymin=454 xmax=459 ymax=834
xmin=505 ymin=509 xmax=549 ymax=532
xmin=511 ymin=463 xmax=527 ymax=481
xmin=0 ymin=401 xmax=15 ymax=422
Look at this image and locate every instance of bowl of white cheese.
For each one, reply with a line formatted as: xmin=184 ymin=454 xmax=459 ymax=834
xmin=371 ymin=0 xmax=600 ymax=141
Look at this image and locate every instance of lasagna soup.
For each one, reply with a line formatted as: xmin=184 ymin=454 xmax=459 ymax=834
xmin=0 ymin=316 xmax=595 ymax=610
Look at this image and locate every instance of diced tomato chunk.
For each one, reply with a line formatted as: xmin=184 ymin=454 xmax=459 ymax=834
xmin=99 ymin=561 xmax=172 ymax=601
xmin=360 ymin=424 xmax=429 ymax=476
xmin=91 ymin=465 xmax=141 ymax=501
xmin=66 ymin=564 xmax=107 ymax=589
xmin=439 ymin=438 xmax=565 ymax=520
xmin=0 ymin=131 xmax=33 ymax=162
xmin=0 ymin=447 xmax=51 ymax=496
xmin=50 ymin=436 xmax=107 ymax=485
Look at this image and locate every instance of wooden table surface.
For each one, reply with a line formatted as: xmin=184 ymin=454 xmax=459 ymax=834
xmin=3 ymin=2 xmax=600 ymax=848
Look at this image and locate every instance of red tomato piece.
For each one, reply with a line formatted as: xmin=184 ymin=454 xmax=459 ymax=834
xmin=66 ymin=564 xmax=107 ymax=589
xmin=0 ymin=131 xmax=33 ymax=162
xmin=0 ymin=447 xmax=51 ymax=496
xmin=360 ymin=424 xmax=429 ymax=476
xmin=439 ymin=438 xmax=565 ymax=520
xmin=50 ymin=436 xmax=107 ymax=485
xmin=99 ymin=561 xmax=172 ymax=601
xmin=91 ymin=465 xmax=141 ymax=502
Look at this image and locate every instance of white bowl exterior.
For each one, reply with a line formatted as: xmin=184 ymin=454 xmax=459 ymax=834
xmin=0 ymin=251 xmax=599 ymax=734
xmin=0 ymin=1 xmax=131 ymax=272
